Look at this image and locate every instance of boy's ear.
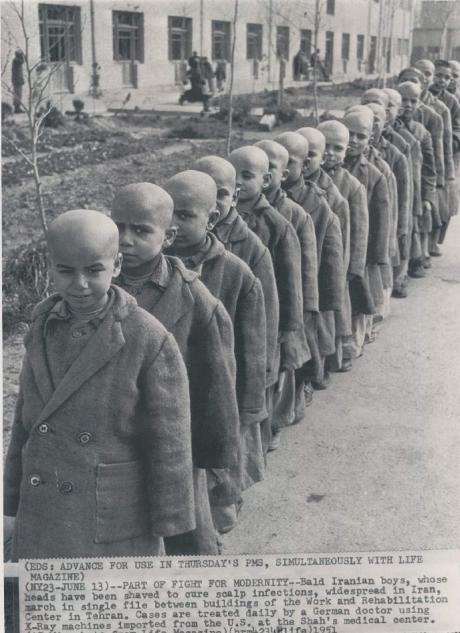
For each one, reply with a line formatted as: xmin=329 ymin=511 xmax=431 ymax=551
xmin=262 ymin=171 xmax=272 ymax=190
xmin=207 ymin=207 xmax=220 ymax=230
xmin=281 ymin=168 xmax=290 ymax=183
xmin=163 ymin=225 xmax=177 ymax=249
xmin=112 ymin=253 xmax=123 ymax=278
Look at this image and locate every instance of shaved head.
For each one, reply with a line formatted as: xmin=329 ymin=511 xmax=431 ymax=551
xmin=414 ymin=59 xmax=435 ymax=74
xmin=165 ymin=170 xmax=217 ymax=215
xmin=345 ymin=104 xmax=373 ymax=116
xmin=343 ymin=109 xmax=374 ymax=134
xmin=383 ymin=88 xmax=402 ymax=107
xmin=48 ymin=209 xmax=119 ymax=261
xmin=398 ymin=81 xmax=421 ymax=99
xmin=366 ymin=102 xmax=386 ymax=121
xmin=229 ymin=145 xmax=269 ymax=173
xmin=112 ymin=183 xmax=173 ymax=230
xmin=254 ymin=139 xmax=289 ymax=167
xmin=296 ymin=127 xmax=326 ymax=153
xmin=449 ymin=60 xmax=460 ymax=74
xmin=194 ymin=155 xmax=236 ymax=190
xmin=318 ymin=120 xmax=349 ymax=143
xmin=274 ymin=131 xmax=309 ymax=161
xmin=362 ymin=88 xmax=389 ymax=107
xmin=398 ymin=67 xmax=423 ymax=85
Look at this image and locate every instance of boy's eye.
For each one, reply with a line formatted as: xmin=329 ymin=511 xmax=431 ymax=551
xmin=135 ymin=227 xmax=147 ymax=234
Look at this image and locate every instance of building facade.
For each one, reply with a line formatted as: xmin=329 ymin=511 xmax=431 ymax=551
xmin=411 ymin=0 xmax=460 ymax=62
xmin=2 ymin=0 xmax=414 ymax=106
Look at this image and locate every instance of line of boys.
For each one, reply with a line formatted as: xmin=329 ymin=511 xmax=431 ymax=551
xmin=4 ymin=59 xmax=459 ymax=560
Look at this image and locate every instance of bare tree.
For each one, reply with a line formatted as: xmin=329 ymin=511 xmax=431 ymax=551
xmin=2 ymin=0 xmax=71 ymax=236
xmin=226 ymin=0 xmax=239 ymax=155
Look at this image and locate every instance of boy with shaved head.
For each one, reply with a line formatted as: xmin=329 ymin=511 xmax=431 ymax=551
xmin=254 ymin=139 xmax=318 ymax=419
xmin=194 ymin=154 xmax=280 ymax=429
xmin=165 ymin=170 xmax=267 ymax=534
xmin=414 ymin=59 xmax=457 ymax=251
xmin=448 ymin=60 xmax=460 ymax=100
xmin=318 ymin=119 xmax=370 ymax=370
xmin=4 ymin=210 xmax=195 ymax=559
xmin=342 ymin=108 xmax=390 ymax=353
xmin=397 ymin=81 xmax=438 ymax=278
xmin=112 ymin=182 xmax=238 ymax=555
xmin=228 ymin=145 xmax=308 ymax=447
xmin=296 ymin=126 xmax=351 ymax=372
xmin=275 ymin=131 xmax=344 ymax=390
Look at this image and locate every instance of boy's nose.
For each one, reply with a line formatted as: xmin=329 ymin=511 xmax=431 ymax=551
xmin=74 ymin=273 xmax=89 ymax=290
xmin=119 ymin=229 xmax=134 ymax=246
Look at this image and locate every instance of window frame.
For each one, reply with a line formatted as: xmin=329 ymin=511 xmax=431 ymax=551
xmin=211 ymin=19 xmax=231 ymax=61
xmin=356 ymin=34 xmax=365 ymax=60
xmin=246 ymin=23 xmax=263 ymax=61
xmin=38 ymin=3 xmax=82 ymax=64
xmin=341 ymin=33 xmax=350 ymax=60
xmin=112 ymin=10 xmax=144 ymax=63
xmin=326 ymin=0 xmax=335 ymax=15
xmin=300 ymin=29 xmax=312 ymax=55
xmin=276 ymin=25 xmax=290 ymax=60
xmin=167 ymin=16 xmax=193 ymax=62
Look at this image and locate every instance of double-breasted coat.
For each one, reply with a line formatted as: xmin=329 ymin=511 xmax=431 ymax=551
xmin=284 ymin=177 xmax=344 ymax=357
xmin=4 ymin=285 xmax=195 ymax=559
xmin=173 ymin=233 xmax=267 ymax=503
xmin=236 ymin=193 xmax=308 ymax=371
xmin=213 ymin=206 xmax=280 ymax=387
xmin=116 ymin=255 xmax=238 ymax=555
xmin=344 ymin=154 xmax=391 ymax=307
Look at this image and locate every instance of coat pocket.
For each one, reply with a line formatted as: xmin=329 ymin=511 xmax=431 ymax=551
xmin=95 ymin=460 xmax=149 ymax=544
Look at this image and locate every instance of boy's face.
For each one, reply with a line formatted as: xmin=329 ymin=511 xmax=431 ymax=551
xmin=323 ymin=130 xmax=348 ymax=168
xmin=171 ymin=190 xmax=216 ymax=251
xmin=266 ymin=154 xmax=288 ymax=191
xmin=345 ymin=119 xmax=371 ymax=156
xmin=232 ymin=155 xmax=270 ymax=201
xmin=111 ymin=202 xmax=174 ymax=270
xmin=303 ymin=146 xmax=323 ymax=177
xmin=386 ymin=98 xmax=400 ymax=125
xmin=285 ymin=150 xmax=306 ymax=184
xmin=433 ymin=66 xmax=452 ymax=91
xmin=50 ymin=240 xmax=121 ymax=313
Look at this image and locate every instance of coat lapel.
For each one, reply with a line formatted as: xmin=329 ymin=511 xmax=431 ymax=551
xmin=35 ymin=313 xmax=126 ymax=425
xmin=25 ymin=317 xmax=55 ymax=406
xmin=151 ymin=267 xmax=195 ymax=331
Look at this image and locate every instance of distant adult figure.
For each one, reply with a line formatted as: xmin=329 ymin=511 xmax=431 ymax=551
xmin=310 ymin=48 xmax=329 ymax=81
xmin=215 ymin=61 xmax=227 ymax=92
xmin=11 ymin=49 xmax=25 ymax=113
xmin=201 ymin=56 xmax=215 ymax=94
xmin=188 ymin=50 xmax=200 ymax=70
xmin=293 ymin=49 xmax=309 ymax=81
xmin=180 ymin=60 xmax=210 ymax=112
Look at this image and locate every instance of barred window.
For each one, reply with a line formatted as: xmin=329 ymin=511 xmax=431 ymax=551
xmin=247 ymin=23 xmax=263 ymax=60
xmin=39 ymin=4 xmax=82 ymax=63
xmin=168 ymin=16 xmax=192 ymax=61
xmin=113 ymin=11 xmax=144 ymax=62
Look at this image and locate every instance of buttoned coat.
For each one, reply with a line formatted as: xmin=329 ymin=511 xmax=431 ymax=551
xmin=4 ymin=286 xmax=195 ymax=559
xmin=344 ymin=154 xmax=390 ymax=307
xmin=415 ymin=103 xmax=445 ymax=188
xmin=384 ymin=126 xmax=416 ymax=225
xmin=284 ymin=177 xmax=344 ymax=356
xmin=117 ymin=256 xmax=238 ymax=555
xmin=236 ymin=194 xmax=308 ymax=372
xmin=431 ymin=87 xmax=460 ymax=153
xmin=176 ymin=233 xmax=268 ymax=503
xmin=213 ymin=207 xmax=280 ymax=387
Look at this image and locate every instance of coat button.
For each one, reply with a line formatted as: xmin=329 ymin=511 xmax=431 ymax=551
xmin=59 ymin=481 xmax=73 ymax=495
xmin=78 ymin=432 xmax=92 ymax=445
xmin=38 ymin=423 xmax=49 ymax=434
xmin=30 ymin=474 xmax=41 ymax=486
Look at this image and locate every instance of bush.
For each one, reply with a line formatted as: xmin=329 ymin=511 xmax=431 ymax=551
xmin=40 ymin=101 xmax=65 ymax=128
xmin=3 ymin=240 xmax=52 ymax=336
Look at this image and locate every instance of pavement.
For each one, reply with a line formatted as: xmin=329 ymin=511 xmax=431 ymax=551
xmin=225 ymin=218 xmax=460 ymax=555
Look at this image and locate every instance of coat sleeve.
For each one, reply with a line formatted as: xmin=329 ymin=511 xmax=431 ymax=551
xmin=4 ymin=384 xmax=28 ymax=517
xmin=348 ymin=183 xmax=369 ymax=278
xmin=420 ymin=131 xmax=437 ymax=206
xmin=318 ymin=214 xmax=344 ymax=312
xmin=449 ymin=97 xmax=460 ymax=150
xmin=252 ymin=248 xmax=280 ymax=387
xmin=234 ymin=277 xmax=268 ymax=425
xmin=367 ymin=173 xmax=390 ymax=266
xmin=189 ymin=300 xmax=239 ymax=469
xmin=394 ymin=153 xmax=411 ymax=238
xmin=140 ymin=333 xmax=195 ymax=537
xmin=427 ymin=109 xmax=445 ymax=187
xmin=297 ymin=213 xmax=319 ymax=314
xmin=441 ymin=108 xmax=456 ymax=180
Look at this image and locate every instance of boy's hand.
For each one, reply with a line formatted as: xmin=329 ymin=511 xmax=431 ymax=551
xmin=4 ymin=516 xmax=16 ymax=561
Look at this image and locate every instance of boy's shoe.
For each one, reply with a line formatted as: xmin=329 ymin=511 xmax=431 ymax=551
xmin=430 ymin=245 xmax=442 ymax=257
xmin=268 ymin=429 xmax=281 ymax=452
xmin=304 ymin=382 xmax=314 ymax=406
xmin=312 ymin=370 xmax=330 ymax=390
xmin=423 ymin=257 xmax=432 ymax=269
xmin=392 ymin=286 xmax=408 ymax=298
xmin=338 ymin=358 xmax=353 ymax=372
xmin=408 ymin=264 xmax=426 ymax=279
xmin=213 ymin=504 xmax=238 ymax=534
xmin=365 ymin=332 xmax=376 ymax=344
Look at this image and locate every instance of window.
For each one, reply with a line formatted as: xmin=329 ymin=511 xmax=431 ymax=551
xmin=212 ymin=20 xmax=231 ymax=60
xmin=341 ymin=33 xmax=350 ymax=60
xmin=397 ymin=38 xmax=402 ymax=56
xmin=168 ymin=16 xmax=192 ymax=61
xmin=39 ymin=4 xmax=82 ymax=63
xmin=300 ymin=29 xmax=312 ymax=55
xmin=402 ymin=39 xmax=410 ymax=56
xmin=247 ymin=23 xmax=263 ymax=60
xmin=369 ymin=35 xmax=377 ymax=73
xmin=383 ymin=37 xmax=391 ymax=72
xmin=326 ymin=0 xmax=335 ymax=15
xmin=357 ymin=34 xmax=365 ymax=60
xmin=113 ymin=11 xmax=144 ymax=62
xmin=276 ymin=26 xmax=290 ymax=60
xmin=428 ymin=46 xmax=440 ymax=60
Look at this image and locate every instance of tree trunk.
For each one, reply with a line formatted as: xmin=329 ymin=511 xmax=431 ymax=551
xmin=226 ymin=0 xmax=239 ymax=155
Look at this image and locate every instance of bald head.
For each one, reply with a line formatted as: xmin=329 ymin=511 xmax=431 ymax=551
xmin=296 ymin=127 xmax=326 ymax=153
xmin=398 ymin=81 xmax=421 ymax=99
xmin=48 ymin=209 xmax=119 ymax=262
xmin=362 ymin=88 xmax=389 ymax=107
xmin=112 ymin=182 xmax=173 ymax=231
xmin=398 ymin=67 xmax=423 ymax=85
xmin=343 ymin=110 xmax=373 ymax=156
xmin=165 ymin=170 xmax=217 ymax=214
xmin=383 ymin=88 xmax=402 ymax=107
xmin=318 ymin=120 xmax=349 ymax=143
xmin=414 ymin=59 xmax=435 ymax=74
xmin=193 ymin=156 xmax=236 ymax=221
xmin=366 ymin=102 xmax=386 ymax=121
xmin=254 ymin=140 xmax=289 ymax=167
xmin=449 ymin=60 xmax=460 ymax=76
xmin=229 ymin=145 xmax=269 ymax=173
xmin=344 ymin=107 xmax=374 ymax=130
xmin=274 ymin=131 xmax=309 ymax=161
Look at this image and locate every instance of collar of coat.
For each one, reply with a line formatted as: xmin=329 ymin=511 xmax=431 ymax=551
xmin=214 ymin=206 xmax=249 ymax=245
xmin=284 ymin=175 xmax=325 ymax=201
xmin=25 ymin=285 xmax=146 ymax=425
xmin=175 ymin=232 xmax=225 ymax=271
xmin=237 ymin=193 xmax=272 ymax=230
